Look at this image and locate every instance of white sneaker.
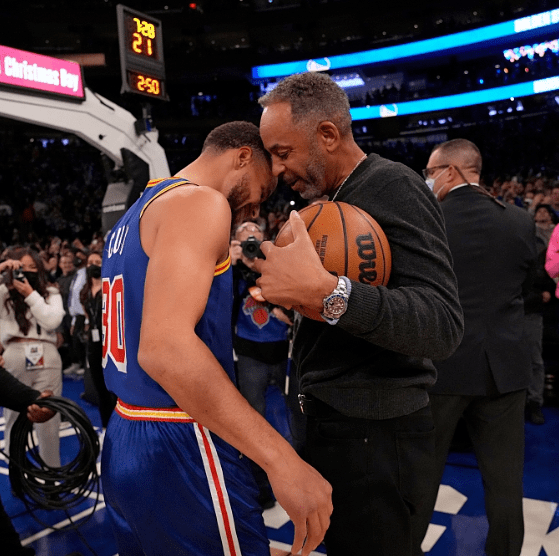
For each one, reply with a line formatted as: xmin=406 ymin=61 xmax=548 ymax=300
xmin=63 ymin=363 xmax=82 ymax=375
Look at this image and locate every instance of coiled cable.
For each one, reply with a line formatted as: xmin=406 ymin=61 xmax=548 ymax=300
xmin=4 ymin=395 xmax=101 ymax=531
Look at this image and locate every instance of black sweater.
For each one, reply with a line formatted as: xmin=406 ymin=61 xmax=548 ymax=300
xmin=293 ymin=153 xmax=464 ymax=419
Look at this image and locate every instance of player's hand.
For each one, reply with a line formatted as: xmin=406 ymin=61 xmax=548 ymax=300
xmin=253 ymin=211 xmax=336 ymax=310
xmin=267 ymin=455 xmax=333 ymax=556
xmin=27 ymin=391 xmax=56 ymax=423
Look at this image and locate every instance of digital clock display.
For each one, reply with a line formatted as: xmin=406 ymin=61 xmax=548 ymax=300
xmin=127 ymin=71 xmax=164 ymax=98
xmin=117 ymin=4 xmax=169 ymax=101
xmin=125 ymin=14 xmax=159 ymax=60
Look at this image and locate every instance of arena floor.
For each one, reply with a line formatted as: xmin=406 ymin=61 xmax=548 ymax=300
xmin=1 ymin=374 xmax=558 ymax=556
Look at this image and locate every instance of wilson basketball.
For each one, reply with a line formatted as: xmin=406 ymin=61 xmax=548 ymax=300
xmin=274 ymin=201 xmax=391 ymax=321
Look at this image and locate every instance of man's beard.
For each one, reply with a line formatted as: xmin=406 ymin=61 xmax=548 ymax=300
xmin=227 ymin=174 xmax=255 ymax=231
xmin=298 ymin=142 xmax=327 ymax=200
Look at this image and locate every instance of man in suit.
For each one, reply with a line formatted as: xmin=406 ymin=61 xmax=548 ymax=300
xmin=416 ymin=138 xmax=538 ymax=556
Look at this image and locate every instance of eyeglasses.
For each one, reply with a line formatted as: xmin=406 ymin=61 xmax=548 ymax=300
xmin=422 ymin=165 xmax=450 ymax=179
xmin=235 ymin=222 xmax=262 ymax=234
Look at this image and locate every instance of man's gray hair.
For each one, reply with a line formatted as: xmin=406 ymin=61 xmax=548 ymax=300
xmin=258 ymin=72 xmax=352 ymax=137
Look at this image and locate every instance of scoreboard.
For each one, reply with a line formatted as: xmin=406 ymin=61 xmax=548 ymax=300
xmin=116 ymin=4 xmax=169 ymax=101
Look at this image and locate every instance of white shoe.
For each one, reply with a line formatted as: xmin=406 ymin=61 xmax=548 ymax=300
xmin=63 ymin=363 xmax=83 ymax=375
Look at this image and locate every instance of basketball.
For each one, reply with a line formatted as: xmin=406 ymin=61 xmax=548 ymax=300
xmin=274 ymin=201 xmax=391 ymax=321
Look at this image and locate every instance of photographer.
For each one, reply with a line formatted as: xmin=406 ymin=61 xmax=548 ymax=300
xmin=231 ymin=221 xmax=301 ymax=509
xmin=0 ymin=247 xmax=65 ymax=469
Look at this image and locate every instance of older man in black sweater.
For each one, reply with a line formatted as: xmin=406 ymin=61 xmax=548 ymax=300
xmin=254 ymin=72 xmax=463 ymax=555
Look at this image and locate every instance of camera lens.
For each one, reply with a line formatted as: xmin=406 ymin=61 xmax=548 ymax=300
xmin=241 ymin=236 xmax=264 ymax=259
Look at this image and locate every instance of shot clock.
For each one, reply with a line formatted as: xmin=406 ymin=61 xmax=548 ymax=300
xmin=116 ymin=4 xmax=169 ymax=100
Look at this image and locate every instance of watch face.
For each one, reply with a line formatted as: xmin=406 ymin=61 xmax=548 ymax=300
xmin=325 ymin=295 xmax=346 ymax=317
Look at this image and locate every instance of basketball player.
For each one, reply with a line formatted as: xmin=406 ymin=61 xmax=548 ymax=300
xmin=101 ymin=121 xmax=332 ymax=556
xmin=253 ymin=73 xmax=464 ymax=555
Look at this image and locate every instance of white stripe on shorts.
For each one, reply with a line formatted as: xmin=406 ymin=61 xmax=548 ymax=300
xmin=194 ymin=423 xmax=243 ymax=556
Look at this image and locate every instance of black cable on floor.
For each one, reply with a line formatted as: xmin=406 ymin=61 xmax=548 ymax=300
xmin=2 ymin=395 xmax=102 ymax=541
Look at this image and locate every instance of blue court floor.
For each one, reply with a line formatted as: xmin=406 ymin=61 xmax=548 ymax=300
xmin=1 ymin=375 xmax=559 ymax=556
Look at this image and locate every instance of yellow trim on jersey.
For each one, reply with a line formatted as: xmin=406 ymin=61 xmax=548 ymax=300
xmin=144 ymin=177 xmax=169 ymax=189
xmin=116 ymin=399 xmax=195 ymax=422
xmin=139 ymin=178 xmax=191 ymax=219
xmin=215 ymin=255 xmax=231 ymax=276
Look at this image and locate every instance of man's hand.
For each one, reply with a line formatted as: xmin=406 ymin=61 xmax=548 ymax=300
xmin=267 ymin=455 xmax=333 ymax=556
xmin=27 ymin=391 xmax=56 ymax=423
xmin=253 ymin=211 xmax=337 ymax=311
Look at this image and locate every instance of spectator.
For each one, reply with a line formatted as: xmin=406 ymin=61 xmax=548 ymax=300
xmin=230 ymin=220 xmax=298 ymax=509
xmin=416 ymin=138 xmax=538 ymax=556
xmin=0 ymin=247 xmax=65 ymax=469
xmin=62 ymin=247 xmax=87 ymax=376
xmin=80 ymin=250 xmax=115 ymax=429
xmin=545 ymin=221 xmax=559 ymax=300
xmin=534 ymin=203 xmax=558 ymax=246
xmin=549 ymin=183 xmax=559 ymax=221
xmin=524 ymin=206 xmax=557 ymax=424
xmin=55 ymin=253 xmax=76 ymax=370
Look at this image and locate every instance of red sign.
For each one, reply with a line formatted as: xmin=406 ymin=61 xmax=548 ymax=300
xmin=0 ymin=45 xmax=84 ymax=100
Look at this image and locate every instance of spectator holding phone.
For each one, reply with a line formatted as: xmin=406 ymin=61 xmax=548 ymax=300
xmin=0 ymin=247 xmax=65 ymax=468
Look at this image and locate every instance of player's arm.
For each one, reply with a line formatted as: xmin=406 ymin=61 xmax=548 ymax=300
xmin=138 ymin=187 xmax=332 ymax=556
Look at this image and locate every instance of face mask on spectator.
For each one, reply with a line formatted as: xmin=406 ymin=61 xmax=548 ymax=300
xmin=86 ymin=265 xmax=101 ymax=279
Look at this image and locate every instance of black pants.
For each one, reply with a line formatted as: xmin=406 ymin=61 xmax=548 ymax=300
xmin=415 ymin=390 xmax=526 ymax=556
xmin=304 ymin=404 xmax=435 ymax=556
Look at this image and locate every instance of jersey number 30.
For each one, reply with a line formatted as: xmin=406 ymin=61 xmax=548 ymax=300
xmin=102 ymin=275 xmax=127 ymax=373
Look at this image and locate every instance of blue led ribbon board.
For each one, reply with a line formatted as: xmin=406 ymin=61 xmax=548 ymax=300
xmin=252 ymin=9 xmax=559 ymax=80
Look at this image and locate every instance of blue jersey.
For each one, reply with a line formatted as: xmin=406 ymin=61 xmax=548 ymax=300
xmin=102 ymin=177 xmax=236 ymax=407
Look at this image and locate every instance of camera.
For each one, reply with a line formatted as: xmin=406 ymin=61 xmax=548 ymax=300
xmin=1 ymin=268 xmax=25 ymax=284
xmin=240 ymin=236 xmax=264 ymax=260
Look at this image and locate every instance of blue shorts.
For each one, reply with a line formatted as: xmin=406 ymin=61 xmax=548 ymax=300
xmin=101 ymin=400 xmax=269 ymax=556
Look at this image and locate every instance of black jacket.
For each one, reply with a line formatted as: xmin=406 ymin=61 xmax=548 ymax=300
xmin=433 ymin=186 xmax=538 ymax=395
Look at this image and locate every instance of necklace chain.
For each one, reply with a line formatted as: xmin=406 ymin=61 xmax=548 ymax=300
xmin=331 ymin=154 xmax=367 ymax=201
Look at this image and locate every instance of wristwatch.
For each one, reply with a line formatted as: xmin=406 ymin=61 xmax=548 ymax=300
xmin=321 ymin=276 xmax=351 ymax=325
